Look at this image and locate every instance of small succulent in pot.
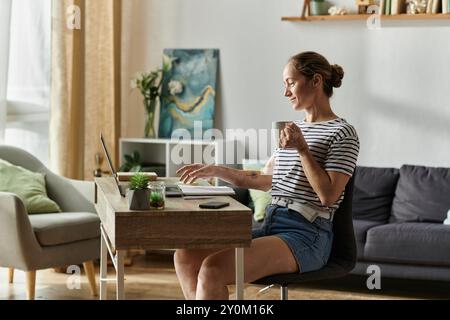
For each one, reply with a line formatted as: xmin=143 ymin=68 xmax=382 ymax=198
xmin=127 ymin=173 xmax=150 ymax=210
xmin=149 ymin=181 xmax=165 ymax=209
xmin=129 ymin=173 xmax=150 ymax=190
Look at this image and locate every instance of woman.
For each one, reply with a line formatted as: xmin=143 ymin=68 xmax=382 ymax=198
xmin=175 ymin=51 xmax=360 ymax=300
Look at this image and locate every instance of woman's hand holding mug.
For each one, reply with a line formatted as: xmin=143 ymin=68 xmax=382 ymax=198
xmin=280 ymin=122 xmax=309 ymax=154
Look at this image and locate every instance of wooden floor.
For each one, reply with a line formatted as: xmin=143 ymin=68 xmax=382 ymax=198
xmin=1 ymin=252 xmax=449 ymax=300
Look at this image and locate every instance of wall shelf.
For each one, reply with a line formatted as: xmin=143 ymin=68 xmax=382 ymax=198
xmin=282 ymin=13 xmax=450 ymax=22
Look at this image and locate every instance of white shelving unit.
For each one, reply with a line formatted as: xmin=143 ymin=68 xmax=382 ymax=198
xmin=119 ymin=138 xmax=234 ymax=178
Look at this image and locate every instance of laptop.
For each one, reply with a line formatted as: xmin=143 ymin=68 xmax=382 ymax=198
xmin=100 ymin=133 xmax=127 ymax=197
xmin=165 ymin=184 xmax=183 ymax=197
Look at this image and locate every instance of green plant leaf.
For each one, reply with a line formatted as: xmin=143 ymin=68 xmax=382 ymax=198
xmin=132 ymin=151 xmax=140 ymax=162
xmin=129 ymin=173 xmax=149 ymax=190
xmin=124 ymin=154 xmax=133 ymax=163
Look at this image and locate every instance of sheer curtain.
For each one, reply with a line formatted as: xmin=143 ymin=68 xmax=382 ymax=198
xmin=0 ymin=0 xmax=12 ymax=142
xmin=51 ymin=0 xmax=122 ymax=180
xmin=2 ymin=0 xmax=51 ymax=165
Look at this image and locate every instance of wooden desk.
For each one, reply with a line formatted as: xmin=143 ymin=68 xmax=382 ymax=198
xmin=94 ymin=177 xmax=252 ymax=300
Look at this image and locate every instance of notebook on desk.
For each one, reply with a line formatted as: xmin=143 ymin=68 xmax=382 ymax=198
xmin=178 ymin=185 xmax=235 ymax=196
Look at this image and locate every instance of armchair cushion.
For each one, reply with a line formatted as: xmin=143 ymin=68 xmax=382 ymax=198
xmin=29 ymin=212 xmax=100 ymax=246
xmin=0 ymin=159 xmax=61 ymax=214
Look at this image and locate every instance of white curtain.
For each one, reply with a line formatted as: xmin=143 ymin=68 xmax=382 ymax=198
xmin=0 ymin=0 xmax=12 ymax=142
xmin=2 ymin=0 xmax=51 ymax=165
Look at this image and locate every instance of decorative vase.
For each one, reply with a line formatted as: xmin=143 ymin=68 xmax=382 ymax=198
xmin=144 ymin=98 xmax=158 ymax=139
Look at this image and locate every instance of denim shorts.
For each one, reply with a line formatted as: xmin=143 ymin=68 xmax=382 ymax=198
xmin=252 ymin=204 xmax=334 ymax=273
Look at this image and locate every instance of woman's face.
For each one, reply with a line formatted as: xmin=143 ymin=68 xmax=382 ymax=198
xmin=283 ymin=62 xmax=316 ymax=111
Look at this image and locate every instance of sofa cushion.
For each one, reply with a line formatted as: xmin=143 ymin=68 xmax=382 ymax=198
xmin=352 ymin=166 xmax=399 ymax=222
xmin=353 ymin=219 xmax=386 ymax=259
xmin=29 ymin=212 xmax=100 ymax=246
xmin=364 ymin=223 xmax=450 ymax=267
xmin=391 ymin=165 xmax=450 ymax=223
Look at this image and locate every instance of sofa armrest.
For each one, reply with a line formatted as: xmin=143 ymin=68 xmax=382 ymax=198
xmin=0 ymin=192 xmax=41 ymax=270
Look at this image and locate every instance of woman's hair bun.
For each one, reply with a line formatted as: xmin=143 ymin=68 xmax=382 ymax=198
xmin=330 ymin=64 xmax=344 ymax=88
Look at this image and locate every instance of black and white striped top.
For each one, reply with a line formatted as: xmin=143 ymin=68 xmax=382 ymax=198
xmin=272 ymin=118 xmax=360 ymax=212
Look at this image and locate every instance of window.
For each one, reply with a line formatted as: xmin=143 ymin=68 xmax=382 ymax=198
xmin=4 ymin=0 xmax=51 ymax=165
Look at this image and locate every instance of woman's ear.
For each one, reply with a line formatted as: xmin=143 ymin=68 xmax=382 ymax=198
xmin=312 ymin=74 xmax=322 ymax=88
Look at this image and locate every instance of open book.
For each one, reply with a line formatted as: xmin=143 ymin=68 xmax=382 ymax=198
xmin=178 ymin=185 xmax=235 ymax=196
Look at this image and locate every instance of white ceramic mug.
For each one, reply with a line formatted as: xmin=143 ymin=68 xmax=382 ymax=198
xmin=272 ymin=121 xmax=291 ymax=149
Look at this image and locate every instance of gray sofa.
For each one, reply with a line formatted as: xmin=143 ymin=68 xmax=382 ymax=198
xmin=234 ymin=164 xmax=450 ymax=282
xmin=350 ymin=165 xmax=450 ymax=281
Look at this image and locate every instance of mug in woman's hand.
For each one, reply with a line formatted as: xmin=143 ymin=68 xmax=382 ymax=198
xmin=272 ymin=121 xmax=291 ymax=149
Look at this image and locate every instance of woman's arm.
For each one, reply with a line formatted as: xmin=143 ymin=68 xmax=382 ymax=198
xmin=296 ymin=151 xmax=349 ymax=207
xmin=281 ymin=123 xmax=349 ymax=207
xmin=176 ymin=157 xmax=274 ymax=192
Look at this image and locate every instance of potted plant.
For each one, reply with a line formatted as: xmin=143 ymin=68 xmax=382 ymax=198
xmin=309 ymin=0 xmax=331 ymax=16
xmin=149 ymin=181 xmax=165 ymax=209
xmin=119 ymin=151 xmax=142 ymax=172
xmin=127 ymin=173 xmax=150 ymax=210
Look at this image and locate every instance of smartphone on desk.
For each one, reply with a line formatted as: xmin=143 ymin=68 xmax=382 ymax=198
xmin=199 ymin=201 xmax=230 ymax=209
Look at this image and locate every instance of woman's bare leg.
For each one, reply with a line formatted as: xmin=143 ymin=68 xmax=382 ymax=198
xmin=196 ymin=236 xmax=298 ymax=300
xmin=174 ymin=248 xmax=223 ymax=300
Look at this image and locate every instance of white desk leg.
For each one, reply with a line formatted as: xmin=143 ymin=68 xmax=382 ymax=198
xmin=235 ymin=248 xmax=244 ymax=300
xmin=100 ymin=228 xmax=108 ymax=300
xmin=116 ymin=250 xmax=125 ymax=300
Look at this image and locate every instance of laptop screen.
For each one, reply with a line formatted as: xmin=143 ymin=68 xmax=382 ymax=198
xmin=100 ymin=133 xmax=126 ymax=197
xmin=100 ymin=133 xmax=117 ymax=177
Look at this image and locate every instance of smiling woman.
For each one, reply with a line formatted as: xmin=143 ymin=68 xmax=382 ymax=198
xmin=173 ymin=51 xmax=360 ymax=300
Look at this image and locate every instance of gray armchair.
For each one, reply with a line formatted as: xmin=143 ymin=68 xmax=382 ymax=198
xmin=0 ymin=145 xmax=100 ymax=300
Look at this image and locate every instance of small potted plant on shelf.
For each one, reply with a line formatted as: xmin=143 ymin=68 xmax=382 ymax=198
xmin=309 ymin=0 xmax=331 ymax=15
xmin=127 ymin=173 xmax=150 ymax=210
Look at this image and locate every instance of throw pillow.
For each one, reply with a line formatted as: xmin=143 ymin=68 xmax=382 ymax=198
xmin=0 ymin=159 xmax=61 ymax=214
xmin=352 ymin=166 xmax=400 ymax=222
xmin=242 ymin=159 xmax=272 ymax=222
xmin=391 ymin=165 xmax=450 ymax=223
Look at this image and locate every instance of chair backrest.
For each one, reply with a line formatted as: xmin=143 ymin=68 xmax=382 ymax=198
xmin=252 ymin=177 xmax=357 ymax=286
xmin=327 ymin=177 xmax=356 ymax=270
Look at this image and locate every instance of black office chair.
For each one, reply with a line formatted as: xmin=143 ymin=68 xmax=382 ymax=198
xmin=252 ymin=178 xmax=356 ymax=300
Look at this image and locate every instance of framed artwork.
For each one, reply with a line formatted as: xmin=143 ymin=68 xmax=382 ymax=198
xmin=158 ymin=49 xmax=219 ymax=139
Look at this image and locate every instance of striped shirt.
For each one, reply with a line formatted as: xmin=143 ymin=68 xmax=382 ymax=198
xmin=272 ymin=118 xmax=360 ymax=213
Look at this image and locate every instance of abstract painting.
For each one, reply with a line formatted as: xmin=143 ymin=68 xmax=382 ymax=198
xmin=158 ymin=49 xmax=219 ymax=139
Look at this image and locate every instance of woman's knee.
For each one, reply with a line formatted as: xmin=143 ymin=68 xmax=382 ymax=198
xmin=174 ymin=249 xmax=207 ymax=271
xmin=174 ymin=249 xmax=195 ymax=266
xmin=197 ymin=256 xmax=226 ymax=286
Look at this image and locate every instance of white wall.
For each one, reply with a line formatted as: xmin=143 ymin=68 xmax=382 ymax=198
xmin=121 ymin=0 xmax=450 ymax=168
